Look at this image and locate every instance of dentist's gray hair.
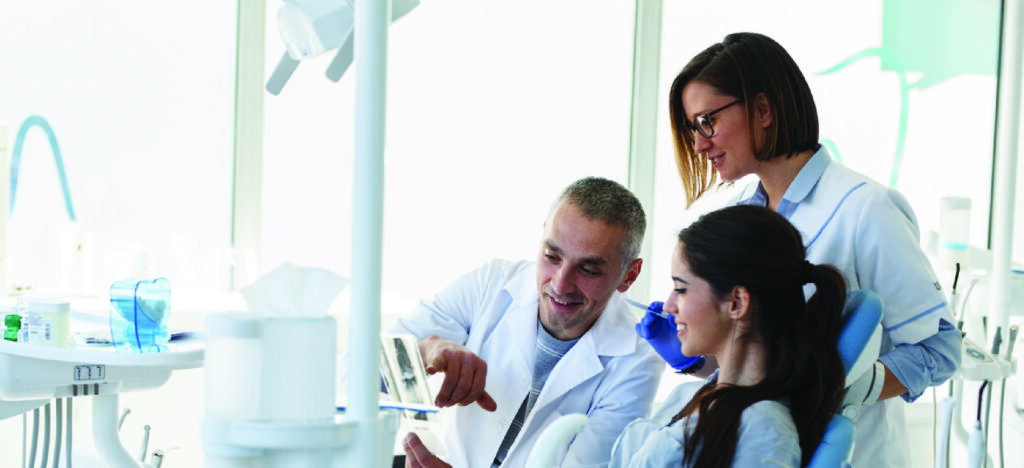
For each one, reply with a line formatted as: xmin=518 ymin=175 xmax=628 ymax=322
xmin=555 ymin=177 xmax=646 ymax=270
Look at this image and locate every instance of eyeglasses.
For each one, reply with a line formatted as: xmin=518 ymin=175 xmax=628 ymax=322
xmin=685 ymin=100 xmax=741 ymax=139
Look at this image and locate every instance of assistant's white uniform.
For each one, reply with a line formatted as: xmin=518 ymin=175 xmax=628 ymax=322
xmin=735 ymin=146 xmax=961 ymax=467
xmin=391 ymin=259 xmax=664 ymax=468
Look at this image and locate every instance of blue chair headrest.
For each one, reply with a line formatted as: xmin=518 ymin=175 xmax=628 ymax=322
xmin=838 ymin=290 xmax=883 ymax=376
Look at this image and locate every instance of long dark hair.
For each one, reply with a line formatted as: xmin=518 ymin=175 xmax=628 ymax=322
xmin=668 ymin=32 xmax=820 ymax=206
xmin=670 ymin=205 xmax=845 ymax=468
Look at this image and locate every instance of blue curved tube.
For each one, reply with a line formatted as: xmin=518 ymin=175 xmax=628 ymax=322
xmin=10 ymin=115 xmax=77 ymax=221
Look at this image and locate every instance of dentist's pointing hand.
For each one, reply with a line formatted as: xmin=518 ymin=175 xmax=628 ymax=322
xmin=418 ymin=336 xmax=498 ymax=412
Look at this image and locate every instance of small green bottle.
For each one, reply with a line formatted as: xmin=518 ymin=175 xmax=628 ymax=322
xmin=4 ymin=314 xmax=21 ymax=342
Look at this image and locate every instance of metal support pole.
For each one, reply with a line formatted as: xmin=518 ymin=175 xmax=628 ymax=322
xmin=990 ymin=0 xmax=1023 ymax=345
xmin=350 ymin=0 xmax=390 ymax=466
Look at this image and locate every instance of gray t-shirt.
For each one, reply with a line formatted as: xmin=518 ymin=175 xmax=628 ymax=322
xmin=492 ymin=323 xmax=579 ymax=466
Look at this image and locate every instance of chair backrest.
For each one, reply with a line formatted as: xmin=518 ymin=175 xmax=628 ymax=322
xmin=808 ymin=289 xmax=883 ymax=468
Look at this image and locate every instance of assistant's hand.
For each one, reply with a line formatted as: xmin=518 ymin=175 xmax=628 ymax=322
xmin=418 ymin=336 xmax=497 ymax=411
xmin=634 ymin=301 xmax=695 ymax=372
xmin=403 ymin=432 xmax=452 ymax=468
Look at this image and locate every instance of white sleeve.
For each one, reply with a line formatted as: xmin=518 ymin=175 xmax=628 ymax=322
xmin=388 ymin=259 xmax=510 ymax=344
xmin=852 ymin=189 xmax=950 ymax=345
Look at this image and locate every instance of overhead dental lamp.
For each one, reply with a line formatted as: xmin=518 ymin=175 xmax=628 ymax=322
xmin=266 ymin=0 xmax=419 ymax=95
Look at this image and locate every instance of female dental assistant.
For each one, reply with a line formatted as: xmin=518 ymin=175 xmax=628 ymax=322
xmin=644 ymin=32 xmax=962 ymax=468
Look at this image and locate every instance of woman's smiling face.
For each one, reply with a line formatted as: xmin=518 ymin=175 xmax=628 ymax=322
xmin=681 ymin=81 xmax=761 ymax=182
xmin=663 ymin=242 xmax=733 ymax=358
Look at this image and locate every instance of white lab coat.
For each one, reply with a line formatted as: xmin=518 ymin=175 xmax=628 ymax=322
xmin=391 ymin=259 xmax=664 ymax=468
xmin=735 ymin=147 xmax=959 ymax=467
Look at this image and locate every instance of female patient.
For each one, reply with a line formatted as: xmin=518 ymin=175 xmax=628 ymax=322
xmin=611 ymin=205 xmax=845 ymax=467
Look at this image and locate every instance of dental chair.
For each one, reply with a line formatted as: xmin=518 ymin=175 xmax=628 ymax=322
xmin=808 ymin=289 xmax=884 ymax=468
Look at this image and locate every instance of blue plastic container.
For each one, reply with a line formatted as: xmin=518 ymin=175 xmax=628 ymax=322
xmin=109 ymin=277 xmax=171 ymax=353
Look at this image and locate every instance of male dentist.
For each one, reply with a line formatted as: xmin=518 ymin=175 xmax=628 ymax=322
xmin=392 ymin=177 xmax=663 ymax=467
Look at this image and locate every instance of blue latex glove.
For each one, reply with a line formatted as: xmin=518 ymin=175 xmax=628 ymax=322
xmin=634 ymin=301 xmax=700 ymax=371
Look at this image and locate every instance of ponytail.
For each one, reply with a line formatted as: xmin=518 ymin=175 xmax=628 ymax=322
xmin=790 ymin=262 xmax=846 ymax=465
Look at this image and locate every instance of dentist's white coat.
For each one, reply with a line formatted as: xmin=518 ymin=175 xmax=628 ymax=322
xmin=391 ymin=259 xmax=663 ymax=468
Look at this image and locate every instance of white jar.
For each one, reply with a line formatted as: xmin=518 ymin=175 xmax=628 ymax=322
xmin=24 ymin=299 xmax=70 ymax=347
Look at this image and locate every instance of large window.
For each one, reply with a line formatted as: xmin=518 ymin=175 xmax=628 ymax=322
xmin=0 ymin=2 xmax=236 ymax=465
xmin=0 ymin=2 xmax=236 ymax=300
xmin=261 ymin=0 xmax=638 ymax=312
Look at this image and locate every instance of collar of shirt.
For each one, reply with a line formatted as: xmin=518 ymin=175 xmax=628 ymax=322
xmin=736 ymin=144 xmax=831 ymax=219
